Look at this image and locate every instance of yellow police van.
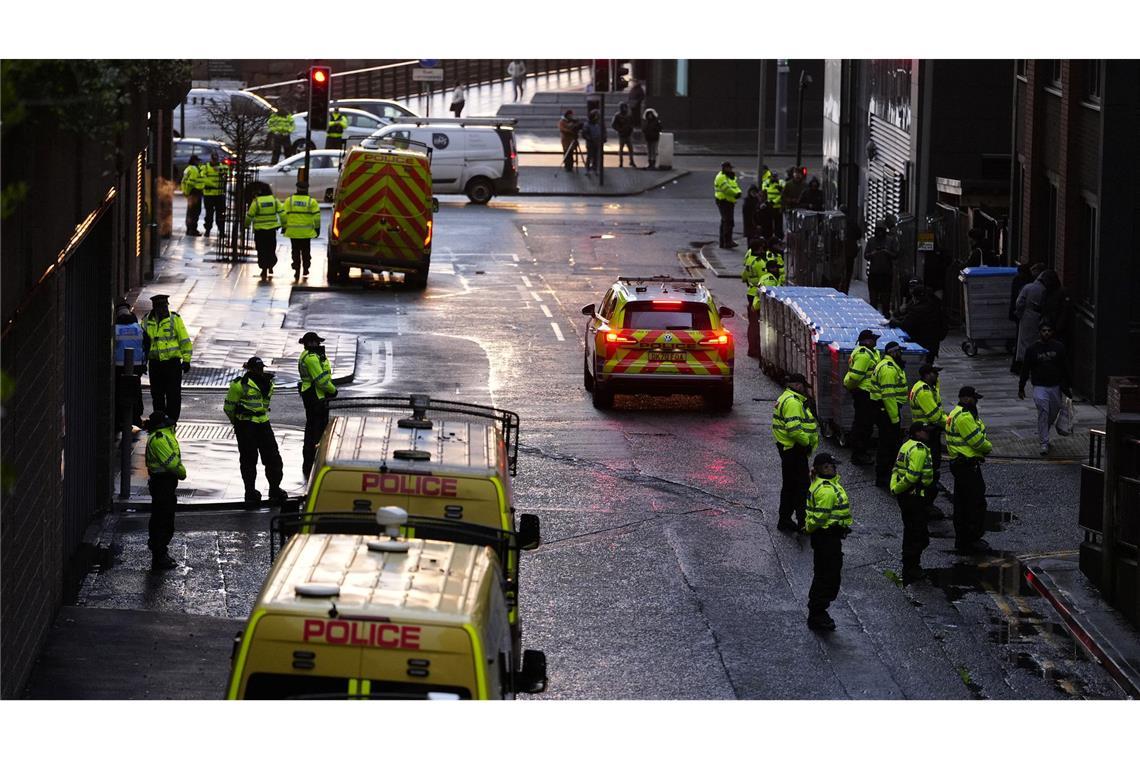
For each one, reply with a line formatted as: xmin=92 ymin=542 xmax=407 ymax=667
xmin=227 ymin=507 xmax=547 ymax=699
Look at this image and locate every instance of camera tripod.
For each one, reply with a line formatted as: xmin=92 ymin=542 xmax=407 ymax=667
xmin=556 ymin=137 xmax=585 ymax=176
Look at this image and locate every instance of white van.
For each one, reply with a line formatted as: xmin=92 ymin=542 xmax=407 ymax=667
xmin=173 ymin=88 xmax=275 ymax=142
xmin=363 ymin=119 xmax=519 ymax=204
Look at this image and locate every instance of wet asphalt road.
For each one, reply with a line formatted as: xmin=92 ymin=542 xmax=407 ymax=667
xmin=73 ymin=172 xmax=1126 ymax=700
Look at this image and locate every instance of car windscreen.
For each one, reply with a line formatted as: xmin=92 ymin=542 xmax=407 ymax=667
xmin=623 ymin=302 xmax=712 ymax=331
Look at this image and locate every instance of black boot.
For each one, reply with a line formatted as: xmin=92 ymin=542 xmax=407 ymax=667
xmin=807 ymin=610 xmax=836 ymax=630
xmin=151 ymin=551 xmax=177 ymax=572
xmin=244 ymin=489 xmax=262 ymax=509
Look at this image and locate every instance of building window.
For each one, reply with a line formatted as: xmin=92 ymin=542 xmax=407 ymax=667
xmin=1078 ymin=200 xmax=1098 ymax=305
xmin=1016 ymin=60 xmax=1027 ymax=79
xmin=1045 ymin=180 xmax=1058 ymax=269
xmin=1050 ymin=60 xmax=1063 ymax=87
xmin=675 ymin=59 xmax=688 ymax=97
xmin=1084 ymin=60 xmax=1102 ymax=103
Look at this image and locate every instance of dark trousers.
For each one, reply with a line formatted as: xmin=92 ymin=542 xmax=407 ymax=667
xmin=450 ymin=102 xmax=465 ymax=117
xmin=746 ymin=300 xmax=760 ymax=358
xmin=301 ymin=388 xmax=329 ymax=480
xmin=778 ymin=444 xmax=810 ymax=527
xmin=149 ymin=359 xmax=183 ymax=423
xmin=115 ymin=367 xmax=144 ymax=427
xmin=849 ymin=388 xmax=875 ymax=459
xmin=291 ymin=238 xmax=312 ymax=274
xmin=950 ymin=458 xmax=987 ymax=547
xmin=270 ymin=133 xmax=294 ymax=165
xmin=185 ymin=191 xmax=202 ymax=233
xmin=562 ymin=141 xmax=576 ymax=171
xmin=868 ymin=274 xmax=892 ymax=317
xmin=235 ymin=420 xmax=284 ymax=496
xmin=898 ymin=491 xmax=930 ymax=575
xmin=808 ymin=527 xmax=844 ymax=614
xmin=203 ymin=194 xmax=225 ymax=235
xmin=148 ymin=473 xmax=178 ymax=554
xmin=926 ymin=426 xmax=944 ymax=502
xmin=716 ymin=199 xmax=735 ymax=246
xmin=253 ymin=229 xmax=278 ymax=271
xmin=874 ymin=408 xmax=900 ymax=484
xmin=617 ymin=134 xmax=635 ymax=166
xmin=325 ymin=135 xmax=345 ymax=151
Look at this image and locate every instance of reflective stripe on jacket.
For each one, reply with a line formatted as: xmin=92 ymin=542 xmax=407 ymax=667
xmin=890 ymin=439 xmax=934 ymax=496
xmin=909 ymin=380 xmax=944 ymax=426
xmin=200 ymin=163 xmax=227 ymax=196
xmin=181 ymin=164 xmax=202 ymax=195
xmin=245 ymin=195 xmax=283 ymax=230
xmin=946 ymin=404 xmax=992 ymax=459
xmin=115 ymin=323 xmax=146 ymax=367
xmin=327 ymin=113 xmax=348 ymax=138
xmin=145 ymin=426 xmax=186 ymax=478
xmin=144 ymin=312 xmax=192 ymax=362
xmin=224 ymin=375 xmax=274 ymax=424
xmin=843 ymin=345 xmax=879 ymax=392
xmin=268 ymin=112 xmax=295 ymax=135
xmin=298 ymin=350 xmax=336 ymax=399
xmin=761 ymin=170 xmax=783 ymax=209
xmin=772 ymin=388 xmax=819 ymax=451
xmin=282 ymin=194 xmax=321 ymax=239
xmin=805 ymin=475 xmax=851 ymax=533
xmin=871 ymin=355 xmax=907 ymax=422
xmin=714 ymin=171 xmax=742 ymax=202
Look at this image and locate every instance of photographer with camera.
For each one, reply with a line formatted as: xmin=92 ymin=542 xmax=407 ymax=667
xmin=224 ymin=356 xmax=286 ymax=509
xmin=559 ymin=109 xmax=582 ymax=171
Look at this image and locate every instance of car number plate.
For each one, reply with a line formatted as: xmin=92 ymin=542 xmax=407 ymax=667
xmin=649 ymin=351 xmax=682 ymax=362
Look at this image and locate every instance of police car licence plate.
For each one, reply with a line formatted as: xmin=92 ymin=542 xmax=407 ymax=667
xmin=649 ymin=351 xmax=683 ymax=362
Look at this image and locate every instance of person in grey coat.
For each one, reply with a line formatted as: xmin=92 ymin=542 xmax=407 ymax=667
xmin=1013 ymin=268 xmax=1054 ymax=373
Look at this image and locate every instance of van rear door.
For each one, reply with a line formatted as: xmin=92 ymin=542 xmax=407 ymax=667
xmin=334 ymin=150 xmax=432 ymax=262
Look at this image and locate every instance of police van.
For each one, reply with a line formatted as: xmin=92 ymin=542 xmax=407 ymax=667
xmin=226 ymin=507 xmax=547 ymax=699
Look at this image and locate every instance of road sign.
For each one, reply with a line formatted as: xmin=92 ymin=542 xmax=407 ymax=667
xmin=412 ymin=68 xmax=444 ymax=82
xmin=419 ymin=59 xmax=440 ymax=68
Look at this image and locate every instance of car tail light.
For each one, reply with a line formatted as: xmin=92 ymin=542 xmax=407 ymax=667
xmin=332 ymin=211 xmax=341 ymax=240
xmin=652 ymin=300 xmax=683 ymax=309
xmin=424 ymin=220 xmax=433 ymax=247
xmin=700 ymin=330 xmax=733 ymax=358
xmin=605 ymin=331 xmax=636 ymax=344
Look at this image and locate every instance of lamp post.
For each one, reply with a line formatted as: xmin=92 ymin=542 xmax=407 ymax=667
xmin=796 ymin=70 xmax=813 ymax=170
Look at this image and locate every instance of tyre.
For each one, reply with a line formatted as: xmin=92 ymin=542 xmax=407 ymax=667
xmin=327 ymin=251 xmax=348 ymax=284
xmin=292 ymin=138 xmax=315 ymax=153
xmin=465 ymin=177 xmax=494 ymax=204
xmin=591 ymin=381 xmax=614 ymax=410
xmin=962 ymin=339 xmax=978 ymax=357
xmin=405 ymin=266 xmax=428 ymax=290
xmin=583 ymin=353 xmax=595 ymax=392
xmin=706 ymin=381 xmax=734 ymax=412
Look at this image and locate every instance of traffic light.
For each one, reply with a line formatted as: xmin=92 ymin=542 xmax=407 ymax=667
xmin=593 ymin=59 xmax=610 ymax=93
xmin=616 ymin=62 xmax=632 ymax=91
xmin=308 ymin=66 xmax=331 ymax=130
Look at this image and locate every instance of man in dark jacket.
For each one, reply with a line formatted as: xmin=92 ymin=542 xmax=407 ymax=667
xmin=891 ymin=286 xmax=947 ymax=361
xmin=611 ymin=103 xmax=636 ymax=168
xmin=800 ymin=176 xmax=824 ymax=211
xmin=864 ymin=224 xmax=895 ymax=317
xmin=1018 ymin=323 xmax=1071 ymax=456
xmin=743 ymin=185 xmax=761 ymax=243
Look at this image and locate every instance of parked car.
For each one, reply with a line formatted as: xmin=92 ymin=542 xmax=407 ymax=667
xmin=290 ymin=107 xmax=386 ymax=152
xmin=173 ymin=138 xmax=235 ymax=182
xmin=173 ymin=88 xmax=275 ymax=142
xmin=330 ymin=98 xmax=418 ymax=122
xmin=250 ymin=150 xmax=343 ymax=203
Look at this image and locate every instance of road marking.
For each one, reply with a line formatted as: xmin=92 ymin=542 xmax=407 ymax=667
xmin=512 ymin=254 xmax=519 ymax=262
xmin=383 ymin=340 xmax=394 ymax=384
xmin=540 ymin=304 xmax=552 ymax=318
xmin=532 ymin=292 xmax=543 ymax=303
xmin=550 ymin=323 xmax=565 ymax=341
xmin=521 ymin=276 xmax=533 ymax=288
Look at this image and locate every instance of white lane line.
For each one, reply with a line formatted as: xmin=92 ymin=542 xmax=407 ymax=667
xmin=512 ymin=254 xmax=519 ymax=262
xmin=531 ymin=291 xmax=543 ymax=303
xmin=540 ymin=304 xmax=552 ymax=318
xmin=550 ymin=322 xmax=565 ymax=341
xmin=383 ymin=340 xmax=394 ymax=384
xmin=521 ymin=276 xmax=533 ymax=287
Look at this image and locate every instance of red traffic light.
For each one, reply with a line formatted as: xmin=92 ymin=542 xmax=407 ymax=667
xmin=312 ymin=69 xmax=327 ymax=84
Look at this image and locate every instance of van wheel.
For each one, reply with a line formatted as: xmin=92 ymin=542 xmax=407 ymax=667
xmin=465 ymin=177 xmax=494 ymax=204
xmin=405 ymin=266 xmax=428 ymax=290
xmin=292 ymin=138 xmax=315 ymax=153
xmin=328 ymin=253 xmax=347 ymax=284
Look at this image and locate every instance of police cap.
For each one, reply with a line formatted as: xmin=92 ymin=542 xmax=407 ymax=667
xmin=857 ymin=329 xmax=880 ymax=341
xmin=299 ymin=332 xmax=325 ymax=345
xmin=244 ymin=356 xmax=266 ymax=370
xmin=959 ymin=385 xmax=983 ymax=400
xmin=813 ymin=452 xmax=838 ymax=468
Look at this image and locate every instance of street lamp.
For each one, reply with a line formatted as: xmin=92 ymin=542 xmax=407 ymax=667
xmin=796 ymin=70 xmax=813 ymax=170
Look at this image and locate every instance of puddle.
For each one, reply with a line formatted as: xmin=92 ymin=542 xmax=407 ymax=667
xmin=926 ymin=554 xmax=1028 ymax=602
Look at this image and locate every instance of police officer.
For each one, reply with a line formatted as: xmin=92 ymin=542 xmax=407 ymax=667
xmin=267 ymin=110 xmax=296 ymax=164
xmin=114 ymin=300 xmax=146 ymax=431
xmin=224 ymin=356 xmax=286 ymax=508
xmin=890 ymin=422 xmax=934 ymax=584
xmin=871 ymin=341 xmax=908 ymax=488
xmin=946 ymin=386 xmax=993 ymax=553
xmin=772 ymin=372 xmax=818 ymax=533
xmin=764 ymin=239 xmax=786 ymax=285
xmin=760 ymin=164 xmax=784 ymax=240
xmin=282 ymin=183 xmax=321 ymax=279
xmin=804 ymin=452 xmax=851 ymax=631
xmin=908 ymin=363 xmax=946 ymax=517
xmin=842 ymin=329 xmax=880 ymax=465
xmin=298 ymin=332 xmax=338 ymax=480
xmin=244 ymin=184 xmax=284 ymax=280
xmin=325 ymin=107 xmax=348 ymax=150
xmin=742 ymin=237 xmax=767 ymax=358
xmin=757 ymin=259 xmax=781 ymax=289
xmin=714 ymin=161 xmax=742 ymax=249
xmin=181 ymin=155 xmax=204 ymax=236
xmin=145 ymin=410 xmax=186 ymax=572
xmin=200 ymin=152 xmax=228 ymax=237
xmin=142 ymin=294 xmax=192 ymax=423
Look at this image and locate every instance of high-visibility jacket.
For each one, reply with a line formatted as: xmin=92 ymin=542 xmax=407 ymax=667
xmin=200 ymin=163 xmax=227 ymax=196
xmin=946 ymin=404 xmax=992 ymax=460
xmin=224 ymin=374 xmax=274 ymax=424
xmin=871 ymin=355 xmax=908 ymax=423
xmin=843 ymin=344 xmax=879 ymax=392
xmin=753 ymin=273 xmax=780 ymax=309
xmin=805 ymin=475 xmax=851 ymax=533
xmin=890 ymin=439 xmax=934 ymax=496
xmin=742 ymin=248 xmax=759 ymax=290
xmin=298 ymin=349 xmax=337 ymax=399
xmin=114 ymin=322 xmax=146 ymax=367
xmin=181 ymin=164 xmax=203 ymax=196
xmin=245 ymin=194 xmax=284 ymax=231
xmin=143 ymin=312 xmax=192 ymax=363
xmin=909 ymin=379 xmax=944 ymax=427
xmin=327 ymin=112 xmax=348 ymax=139
xmin=714 ymin=171 xmax=742 ymax=203
xmin=267 ymin=112 xmax=295 ymax=136
xmin=772 ymin=388 xmax=819 ymax=451
xmin=763 ymin=248 xmax=786 ymax=285
xmin=145 ymin=424 xmax=186 ymax=479
xmin=281 ymin=194 xmax=321 ymax=239
xmin=761 ymin=169 xmax=783 ymax=209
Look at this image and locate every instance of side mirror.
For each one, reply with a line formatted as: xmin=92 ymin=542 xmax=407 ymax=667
xmin=518 ymin=649 xmax=548 ymax=694
xmin=581 ymin=304 xmax=596 ymax=317
xmin=280 ymin=166 xmax=293 ymax=173
xmin=517 ymin=513 xmax=541 ymax=551
xmin=432 ymin=197 xmax=440 ymax=213
xmin=718 ymin=306 xmax=736 ymax=319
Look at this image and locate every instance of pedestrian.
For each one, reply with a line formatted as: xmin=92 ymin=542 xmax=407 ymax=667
xmin=908 ymin=363 xmax=946 ymax=518
xmin=742 ymin=185 xmax=761 ymax=243
xmin=781 ymin=166 xmax=805 ymax=232
xmin=842 ymin=328 xmax=880 ymax=465
xmin=142 ymin=294 xmax=192 ymax=424
xmin=144 ymin=410 xmax=186 ymax=573
xmin=611 ymin=103 xmax=636 ymax=168
xmin=890 ymin=286 xmax=947 ymax=361
xmin=113 ymin=300 xmax=146 ymax=432
xmin=946 ymin=386 xmax=993 ymax=553
xmin=298 ymin=332 xmax=338 ymax=481
xmin=641 ymin=108 xmax=662 ymax=170
xmin=180 ymin=155 xmax=203 ymax=236
xmin=757 ymin=258 xmax=781 ymax=289
xmin=267 ymin=110 xmax=296 ymax=164
xmin=449 ymin=83 xmax=467 ymax=117
xmin=325 ymin=107 xmax=348 ymax=150
xmin=742 ymin=238 xmax=765 ymax=358
xmin=200 ymin=153 xmax=228 ymax=238
xmin=282 ymin=183 xmax=321 ymax=280
xmin=800 ymin=175 xmax=824 ymax=211
xmin=582 ymin=110 xmax=604 ymax=175
xmin=764 ymin=239 xmax=787 ymax=285
xmin=871 ymin=341 xmax=908 ymax=488
xmin=714 ymin=161 xmax=742 ymax=249
xmin=1040 ymin=269 xmax=1073 ymax=349
xmin=772 ymin=372 xmax=819 ymax=533
xmin=1013 ymin=265 xmax=1049 ymax=374
xmin=864 ymin=223 xmax=895 ymax=317
xmin=804 ymin=452 xmax=851 ymax=631
xmin=558 ymin=110 xmax=580 ymax=172
xmin=627 ymin=78 xmax=645 ymax=127
xmin=1019 ymin=322 xmax=1071 ymax=456
xmin=244 ymin=183 xmax=284 ymax=281
xmin=759 ymin=165 xmax=784 ymax=240
xmin=1008 ymin=262 xmax=1036 ymax=324
xmin=224 ymin=356 xmax=286 ymax=509
xmin=890 ymin=422 xmax=935 ymax=585
xmin=508 ymin=60 xmax=527 ymax=102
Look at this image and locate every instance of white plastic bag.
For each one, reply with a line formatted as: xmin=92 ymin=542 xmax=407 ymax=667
xmin=1056 ymin=396 xmax=1075 ymax=436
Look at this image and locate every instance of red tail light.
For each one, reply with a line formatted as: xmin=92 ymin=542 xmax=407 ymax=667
xmin=605 ymin=331 xmax=636 ymax=344
xmin=700 ymin=330 xmax=733 ymax=358
xmin=652 ymin=300 xmax=683 ymax=309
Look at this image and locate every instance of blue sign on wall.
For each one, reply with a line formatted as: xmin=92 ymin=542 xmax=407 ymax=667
xmin=419 ymin=59 xmax=440 ymax=68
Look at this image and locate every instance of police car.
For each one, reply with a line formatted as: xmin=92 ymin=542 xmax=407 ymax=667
xmin=581 ymin=276 xmax=736 ymax=410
